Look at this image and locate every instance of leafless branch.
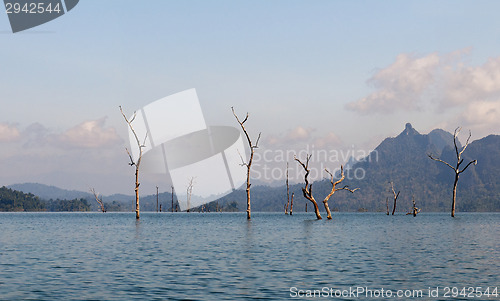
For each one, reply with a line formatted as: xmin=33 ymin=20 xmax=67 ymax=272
xmin=428 ymin=154 xmax=455 ymax=171
xmin=459 ymin=159 xmax=477 ymax=174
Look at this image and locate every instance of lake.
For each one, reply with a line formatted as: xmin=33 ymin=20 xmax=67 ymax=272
xmin=0 ymin=212 xmax=498 ymax=300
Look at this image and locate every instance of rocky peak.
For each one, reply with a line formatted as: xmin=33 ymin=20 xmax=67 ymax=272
xmin=400 ymin=123 xmax=420 ymax=136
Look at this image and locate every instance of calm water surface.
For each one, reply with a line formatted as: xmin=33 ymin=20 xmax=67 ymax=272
xmin=0 ymin=212 xmax=498 ymax=300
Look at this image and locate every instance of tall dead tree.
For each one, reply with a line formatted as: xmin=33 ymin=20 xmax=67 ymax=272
xmin=385 ymin=197 xmax=389 ymax=215
xmin=294 ymin=154 xmax=322 ymax=219
xmin=186 ymin=177 xmax=195 ymax=213
xmin=285 ymin=162 xmax=290 ymax=215
xmin=428 ymin=127 xmax=477 ymax=217
xmin=156 ymin=186 xmax=159 ymax=213
xmin=120 ymin=106 xmax=147 ymax=220
xmin=232 ymin=107 xmax=261 ymax=220
xmin=171 ymin=186 xmax=174 ymax=213
xmin=323 ymin=166 xmax=359 ymax=220
xmin=390 ymin=182 xmax=400 ymax=215
xmin=290 ymin=193 xmax=294 ymax=215
xmin=90 ymin=188 xmax=106 ymax=213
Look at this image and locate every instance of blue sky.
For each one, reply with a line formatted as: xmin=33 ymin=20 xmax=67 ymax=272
xmin=1 ymin=1 xmax=500 ymax=194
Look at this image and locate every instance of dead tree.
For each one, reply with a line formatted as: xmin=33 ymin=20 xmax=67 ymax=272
xmin=232 ymin=107 xmax=261 ymax=220
xmin=186 ymin=177 xmax=195 ymax=213
xmin=406 ymin=196 xmax=421 ymax=217
xmin=290 ymin=193 xmax=294 ymax=215
xmin=119 ymin=106 xmax=147 ymax=220
xmin=90 ymin=188 xmax=106 ymax=213
xmin=294 ymin=154 xmax=322 ymax=219
xmin=428 ymin=127 xmax=477 ymax=217
xmin=171 ymin=186 xmax=174 ymax=213
xmin=323 ymin=166 xmax=359 ymax=219
xmin=156 ymin=186 xmax=159 ymax=213
xmin=386 ymin=197 xmax=389 ymax=215
xmin=390 ymin=182 xmax=400 ymax=215
xmin=285 ymin=162 xmax=290 ymax=215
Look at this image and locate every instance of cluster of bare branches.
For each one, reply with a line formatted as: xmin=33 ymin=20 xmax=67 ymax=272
xmin=406 ymin=196 xmax=421 ymax=217
xmin=428 ymin=127 xmax=477 ymax=217
xmin=294 ymin=154 xmax=358 ymax=220
xmin=294 ymin=154 xmax=323 ymax=219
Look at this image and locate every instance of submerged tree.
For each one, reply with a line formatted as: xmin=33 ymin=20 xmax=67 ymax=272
xmin=232 ymin=107 xmax=261 ymax=220
xmin=171 ymin=186 xmax=175 ymax=213
xmin=156 ymin=186 xmax=159 ymax=213
xmin=323 ymin=166 xmax=359 ymax=219
xmin=186 ymin=177 xmax=195 ymax=213
xmin=389 ymin=182 xmax=400 ymax=215
xmin=385 ymin=197 xmax=389 ymax=215
xmin=406 ymin=196 xmax=421 ymax=217
xmin=290 ymin=192 xmax=294 ymax=215
xmin=428 ymin=127 xmax=477 ymax=217
xmin=119 ymin=106 xmax=147 ymax=219
xmin=294 ymin=154 xmax=322 ymax=219
xmin=285 ymin=162 xmax=290 ymax=215
xmin=90 ymin=188 xmax=106 ymax=213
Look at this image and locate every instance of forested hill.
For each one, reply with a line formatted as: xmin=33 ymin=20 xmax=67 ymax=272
xmin=208 ymin=124 xmax=500 ymax=213
xmin=0 ymin=186 xmax=90 ymax=212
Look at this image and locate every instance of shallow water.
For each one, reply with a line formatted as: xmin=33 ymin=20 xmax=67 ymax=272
xmin=0 ymin=212 xmax=498 ymax=300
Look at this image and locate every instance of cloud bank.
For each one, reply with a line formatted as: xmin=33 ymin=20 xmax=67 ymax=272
xmin=346 ymin=49 xmax=500 ymax=137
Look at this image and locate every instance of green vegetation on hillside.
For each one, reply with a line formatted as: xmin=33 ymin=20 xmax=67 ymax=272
xmin=0 ymin=186 xmax=91 ymax=212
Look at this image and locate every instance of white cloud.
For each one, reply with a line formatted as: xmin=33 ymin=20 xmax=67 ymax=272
xmin=285 ymin=126 xmax=311 ymax=142
xmin=443 ymin=57 xmax=500 ymax=106
xmin=347 ymin=50 xmax=500 ymax=137
xmin=346 ymin=52 xmax=440 ymax=113
xmin=263 ymin=126 xmax=342 ymax=149
xmin=313 ymin=132 xmax=342 ymax=148
xmin=0 ymin=123 xmax=20 ymax=142
xmin=56 ymin=118 xmax=122 ymax=149
xmin=440 ymin=100 xmax=500 ymax=138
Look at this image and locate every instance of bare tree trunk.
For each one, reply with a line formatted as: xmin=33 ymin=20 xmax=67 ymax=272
xmin=305 ymin=203 xmax=307 ymax=212
xmin=232 ymin=107 xmax=261 ymax=220
xmin=428 ymin=127 xmax=477 ymax=218
xmin=290 ymin=192 xmax=294 ymax=215
xmin=452 ymin=173 xmax=459 ymax=217
xmin=120 ymin=106 xmax=147 ymax=220
xmin=156 ymin=186 xmax=159 ymax=213
xmin=390 ymin=182 xmax=400 ymax=216
xmin=90 ymin=188 xmax=106 ymax=213
xmin=285 ymin=162 xmax=290 ymax=215
xmin=323 ymin=166 xmax=358 ymax=219
xmin=171 ymin=186 xmax=174 ymax=213
xmin=135 ymin=169 xmax=140 ymax=219
xmin=386 ymin=197 xmax=389 ymax=215
xmin=295 ymin=154 xmax=322 ymax=220
xmin=187 ymin=177 xmax=194 ymax=213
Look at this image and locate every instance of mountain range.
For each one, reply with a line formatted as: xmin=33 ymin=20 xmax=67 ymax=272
xmin=207 ymin=123 xmax=500 ymax=213
xmin=7 ymin=123 xmax=500 ymax=213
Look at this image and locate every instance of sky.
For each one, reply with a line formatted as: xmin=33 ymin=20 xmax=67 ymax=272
xmin=1 ymin=0 xmax=500 ymax=195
